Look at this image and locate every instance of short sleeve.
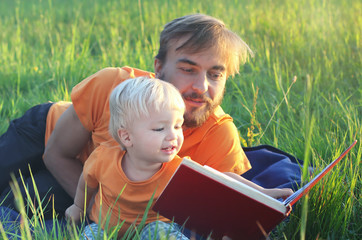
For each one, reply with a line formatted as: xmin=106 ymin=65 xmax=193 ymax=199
xmin=198 ymin=118 xmax=251 ymax=174
xmin=44 ymin=101 xmax=72 ymax=146
xmin=83 ymin=147 xmax=102 ymax=188
xmin=71 ymin=67 xmax=129 ymax=132
xmin=179 ymin=110 xmax=251 ymax=175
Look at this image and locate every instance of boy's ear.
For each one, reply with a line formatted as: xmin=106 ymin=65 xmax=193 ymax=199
xmin=118 ymin=128 xmax=132 ymax=147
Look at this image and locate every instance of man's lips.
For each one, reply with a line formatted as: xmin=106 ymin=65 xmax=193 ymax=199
xmin=184 ymin=97 xmax=206 ymax=107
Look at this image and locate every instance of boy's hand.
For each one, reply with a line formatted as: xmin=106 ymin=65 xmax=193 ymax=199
xmin=65 ymin=204 xmax=84 ymax=224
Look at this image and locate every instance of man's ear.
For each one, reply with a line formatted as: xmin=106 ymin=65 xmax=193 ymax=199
xmin=118 ymin=128 xmax=132 ymax=148
xmin=154 ymin=58 xmax=162 ymax=78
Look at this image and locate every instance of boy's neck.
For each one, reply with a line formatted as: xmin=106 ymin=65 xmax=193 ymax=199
xmin=121 ymin=153 xmax=163 ymax=182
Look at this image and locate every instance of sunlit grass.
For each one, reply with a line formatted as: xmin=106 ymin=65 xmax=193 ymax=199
xmin=0 ymin=0 xmax=360 ymax=239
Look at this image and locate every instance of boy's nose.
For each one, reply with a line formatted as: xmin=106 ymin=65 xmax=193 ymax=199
xmin=166 ymin=129 xmax=177 ymax=140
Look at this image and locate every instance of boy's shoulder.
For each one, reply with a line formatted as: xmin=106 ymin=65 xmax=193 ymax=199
xmin=98 ymin=142 xmax=124 ymax=154
xmin=88 ymin=142 xmax=125 ymax=165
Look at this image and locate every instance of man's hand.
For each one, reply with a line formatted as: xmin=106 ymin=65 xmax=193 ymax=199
xmin=223 ymin=172 xmax=294 ymax=199
xmin=261 ymin=188 xmax=294 ymax=200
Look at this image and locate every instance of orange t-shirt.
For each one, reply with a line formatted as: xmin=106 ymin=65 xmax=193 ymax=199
xmin=83 ymin=145 xmax=182 ymax=235
xmin=45 ymin=66 xmax=251 ymax=173
xmin=44 ymin=101 xmax=71 ymax=145
xmin=44 ymin=101 xmax=94 ymax=162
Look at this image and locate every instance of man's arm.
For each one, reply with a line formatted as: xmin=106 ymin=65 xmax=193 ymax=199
xmin=43 ymin=105 xmax=91 ymax=198
xmin=224 ymin=172 xmax=293 ymax=199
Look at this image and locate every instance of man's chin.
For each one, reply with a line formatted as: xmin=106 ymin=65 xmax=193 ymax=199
xmin=183 ymin=109 xmax=211 ymax=128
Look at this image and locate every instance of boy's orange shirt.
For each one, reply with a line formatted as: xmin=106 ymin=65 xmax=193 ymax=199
xmin=45 ymin=67 xmax=251 ymax=174
xmin=83 ymin=145 xmax=183 ymax=234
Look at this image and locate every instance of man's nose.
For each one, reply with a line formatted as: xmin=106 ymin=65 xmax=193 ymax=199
xmin=191 ymin=72 xmax=208 ymax=94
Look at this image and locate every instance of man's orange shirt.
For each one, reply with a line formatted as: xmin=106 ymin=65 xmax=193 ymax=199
xmin=45 ymin=67 xmax=251 ymax=174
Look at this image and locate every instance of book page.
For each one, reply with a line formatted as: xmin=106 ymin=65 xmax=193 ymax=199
xmin=182 ymin=159 xmax=287 ymax=214
xmin=283 ymin=140 xmax=357 ymax=206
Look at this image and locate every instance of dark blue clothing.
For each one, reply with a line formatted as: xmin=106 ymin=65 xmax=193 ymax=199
xmin=0 ymin=103 xmax=52 ymax=190
xmin=0 ymin=206 xmax=67 ymax=239
xmin=242 ymin=145 xmax=303 ymax=190
xmin=0 ymin=103 xmax=72 ymax=218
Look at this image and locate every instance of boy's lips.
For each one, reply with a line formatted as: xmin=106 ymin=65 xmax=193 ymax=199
xmin=161 ymin=146 xmax=177 ymax=154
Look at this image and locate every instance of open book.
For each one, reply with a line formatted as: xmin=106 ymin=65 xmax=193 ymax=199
xmin=153 ymin=140 xmax=357 ymax=240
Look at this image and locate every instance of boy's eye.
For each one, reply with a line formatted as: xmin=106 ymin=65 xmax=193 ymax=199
xmin=153 ymin=128 xmax=164 ymax=132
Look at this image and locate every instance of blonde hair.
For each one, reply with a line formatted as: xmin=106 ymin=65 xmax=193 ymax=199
xmin=156 ymin=14 xmax=253 ymax=77
xmin=109 ymin=77 xmax=185 ymax=145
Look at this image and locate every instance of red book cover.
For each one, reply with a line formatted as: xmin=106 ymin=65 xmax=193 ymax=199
xmin=153 ymin=140 xmax=357 ymax=240
xmin=153 ymin=159 xmax=288 ymax=240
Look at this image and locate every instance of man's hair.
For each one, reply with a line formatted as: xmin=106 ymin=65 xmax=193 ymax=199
xmin=156 ymin=13 xmax=253 ymax=77
xmin=109 ymin=77 xmax=185 ymax=146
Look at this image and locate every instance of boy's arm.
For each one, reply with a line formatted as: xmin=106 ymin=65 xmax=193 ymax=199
xmin=65 ymin=172 xmax=97 ymax=224
xmin=223 ymin=172 xmax=293 ymax=199
xmin=43 ymin=105 xmax=91 ymax=198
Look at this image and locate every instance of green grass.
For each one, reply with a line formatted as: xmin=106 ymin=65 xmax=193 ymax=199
xmin=0 ymin=0 xmax=361 ymax=239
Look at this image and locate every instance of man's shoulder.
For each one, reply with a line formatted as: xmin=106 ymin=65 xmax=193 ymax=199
xmin=202 ymin=106 xmax=237 ymax=136
xmin=94 ymin=66 xmax=155 ymax=81
xmin=184 ymin=106 xmax=235 ymax=138
xmin=120 ymin=66 xmax=155 ymax=78
xmin=209 ymin=106 xmax=233 ymax=124
xmin=72 ymin=66 xmax=154 ymax=100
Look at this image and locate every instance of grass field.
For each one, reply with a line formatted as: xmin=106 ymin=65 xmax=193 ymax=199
xmin=0 ymin=0 xmax=361 ymax=239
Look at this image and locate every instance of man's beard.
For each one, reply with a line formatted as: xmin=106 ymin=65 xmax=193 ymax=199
xmin=182 ymin=91 xmax=223 ymax=128
xmin=158 ymin=72 xmax=224 ymax=128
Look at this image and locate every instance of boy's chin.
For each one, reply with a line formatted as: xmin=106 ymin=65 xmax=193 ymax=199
xmin=159 ymin=156 xmax=176 ymax=163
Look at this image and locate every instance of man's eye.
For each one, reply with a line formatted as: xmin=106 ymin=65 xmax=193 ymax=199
xmin=153 ymin=128 xmax=164 ymax=132
xmin=209 ymin=72 xmax=223 ymax=80
xmin=180 ymin=68 xmax=194 ymax=73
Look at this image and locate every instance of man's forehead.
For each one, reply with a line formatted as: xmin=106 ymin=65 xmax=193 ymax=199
xmin=171 ymin=36 xmax=225 ymax=58
xmin=168 ymin=36 xmax=228 ymax=71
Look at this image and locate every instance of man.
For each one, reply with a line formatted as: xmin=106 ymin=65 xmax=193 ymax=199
xmin=0 ymin=14 xmax=253 ymax=216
